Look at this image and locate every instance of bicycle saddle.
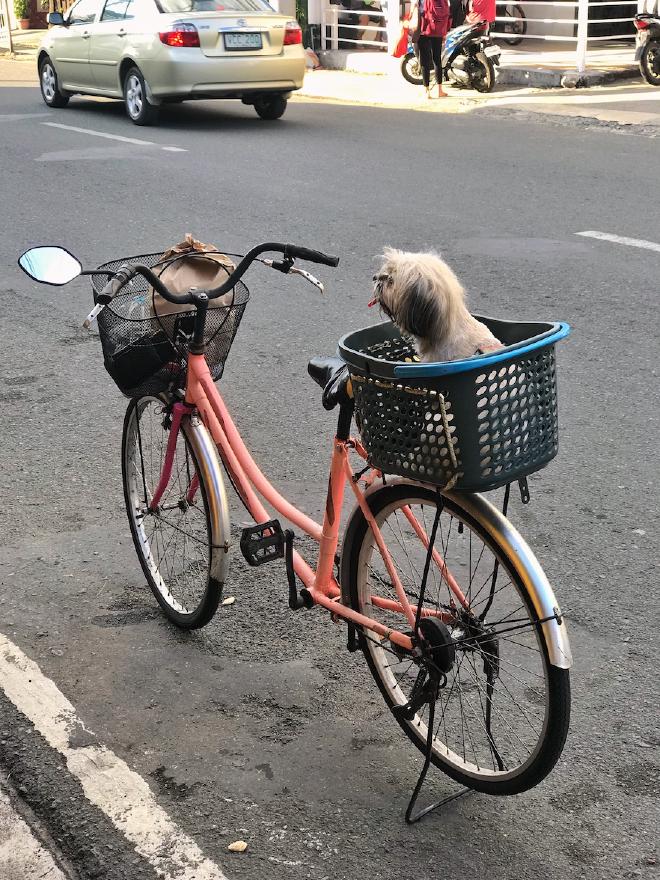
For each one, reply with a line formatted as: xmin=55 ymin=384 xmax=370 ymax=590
xmin=308 ymin=356 xmax=352 ymax=411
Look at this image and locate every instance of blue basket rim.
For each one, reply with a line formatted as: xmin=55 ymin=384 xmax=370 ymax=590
xmin=339 ymin=319 xmax=570 ymax=379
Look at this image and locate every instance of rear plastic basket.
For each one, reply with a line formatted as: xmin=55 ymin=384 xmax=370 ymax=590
xmin=91 ymin=252 xmax=249 ymax=399
xmin=338 ymin=316 xmax=570 ymax=492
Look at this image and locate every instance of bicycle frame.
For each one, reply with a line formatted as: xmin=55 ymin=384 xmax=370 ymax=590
xmin=151 ymin=351 xmax=471 ymax=653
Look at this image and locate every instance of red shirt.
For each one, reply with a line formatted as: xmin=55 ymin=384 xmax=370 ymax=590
xmin=421 ymin=0 xmax=450 ymax=36
xmin=465 ymin=0 xmax=496 ymax=23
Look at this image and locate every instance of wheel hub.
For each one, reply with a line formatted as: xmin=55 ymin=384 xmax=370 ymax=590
xmin=417 ymin=616 xmax=455 ymax=674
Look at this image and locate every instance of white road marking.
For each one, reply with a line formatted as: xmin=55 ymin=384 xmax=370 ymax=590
xmin=0 ymin=785 xmax=67 ymax=880
xmin=576 ymin=230 xmax=660 ymax=254
xmin=0 ymin=634 xmax=229 ymax=880
xmin=41 ymin=121 xmax=187 ymax=152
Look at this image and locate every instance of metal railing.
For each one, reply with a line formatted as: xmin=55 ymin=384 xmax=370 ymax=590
xmin=489 ymin=0 xmax=637 ymax=71
xmin=321 ymin=4 xmax=388 ymax=50
xmin=319 ymin=0 xmax=639 ymax=73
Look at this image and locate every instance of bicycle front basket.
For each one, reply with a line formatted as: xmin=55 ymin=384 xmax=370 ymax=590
xmin=91 ymin=251 xmax=249 ymax=398
xmin=338 ymin=316 xmax=570 ymax=492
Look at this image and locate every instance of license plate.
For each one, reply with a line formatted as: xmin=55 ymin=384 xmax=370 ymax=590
xmin=484 ymin=45 xmax=501 ymax=57
xmin=224 ymin=32 xmax=262 ymax=50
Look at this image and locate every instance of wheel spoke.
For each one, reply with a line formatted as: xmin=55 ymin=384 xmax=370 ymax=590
xmin=123 ymin=398 xmax=214 ymax=622
xmin=351 ymin=489 xmax=564 ymax=786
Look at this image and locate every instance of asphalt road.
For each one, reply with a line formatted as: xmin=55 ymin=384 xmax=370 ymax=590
xmin=1 ymin=86 xmax=659 ymax=880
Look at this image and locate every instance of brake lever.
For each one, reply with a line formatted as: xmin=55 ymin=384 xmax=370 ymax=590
xmin=83 ymin=264 xmax=137 ymax=329
xmin=261 ymin=258 xmax=324 ymax=293
xmin=289 ymin=265 xmax=324 ymax=293
xmin=83 ymin=301 xmax=105 ymax=329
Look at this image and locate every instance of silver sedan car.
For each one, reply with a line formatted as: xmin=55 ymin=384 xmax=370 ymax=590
xmin=38 ymin=0 xmax=305 ymax=124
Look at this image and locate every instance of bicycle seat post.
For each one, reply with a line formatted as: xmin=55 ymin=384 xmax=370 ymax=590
xmin=189 ymin=288 xmax=209 ymax=355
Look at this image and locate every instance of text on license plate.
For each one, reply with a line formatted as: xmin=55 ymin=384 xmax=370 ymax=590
xmin=224 ymin=32 xmax=263 ymax=50
xmin=484 ymin=45 xmax=501 ymax=57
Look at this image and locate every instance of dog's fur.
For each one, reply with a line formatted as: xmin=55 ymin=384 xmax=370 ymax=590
xmin=372 ymin=248 xmax=504 ymax=362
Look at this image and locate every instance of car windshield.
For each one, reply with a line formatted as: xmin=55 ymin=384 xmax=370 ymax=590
xmin=158 ymin=0 xmax=275 ymax=12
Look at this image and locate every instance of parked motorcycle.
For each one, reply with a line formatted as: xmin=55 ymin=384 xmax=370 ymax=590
xmin=635 ymin=12 xmax=660 ymax=86
xmin=400 ymin=20 xmax=500 ymax=92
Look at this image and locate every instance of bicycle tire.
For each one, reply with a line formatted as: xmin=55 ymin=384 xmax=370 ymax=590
xmin=122 ymin=395 xmax=230 ymax=629
xmin=341 ymin=482 xmax=571 ymax=795
xmin=498 ymin=4 xmax=526 ymax=46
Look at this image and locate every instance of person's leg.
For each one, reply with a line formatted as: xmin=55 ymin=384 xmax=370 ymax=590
xmin=418 ymin=36 xmax=432 ymax=92
xmin=432 ymin=36 xmax=448 ymax=95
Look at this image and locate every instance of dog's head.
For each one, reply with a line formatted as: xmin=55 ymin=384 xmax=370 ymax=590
xmin=371 ymin=248 xmax=465 ymax=343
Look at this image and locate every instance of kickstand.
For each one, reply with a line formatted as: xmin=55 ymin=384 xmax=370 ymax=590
xmin=404 ymin=495 xmax=474 ymax=823
xmin=404 ymin=682 xmax=474 ymax=824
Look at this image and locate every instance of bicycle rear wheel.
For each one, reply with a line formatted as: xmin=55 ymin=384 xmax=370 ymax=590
xmin=341 ymin=482 xmax=570 ymax=795
xmin=499 ymin=4 xmax=526 ymax=46
xmin=122 ymin=395 xmax=230 ymax=629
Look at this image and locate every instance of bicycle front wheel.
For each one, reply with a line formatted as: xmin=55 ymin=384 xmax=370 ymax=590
xmin=341 ymin=482 xmax=570 ymax=795
xmin=122 ymin=395 xmax=230 ymax=629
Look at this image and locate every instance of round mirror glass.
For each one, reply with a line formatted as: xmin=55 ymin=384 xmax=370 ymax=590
xmin=18 ymin=246 xmax=82 ymax=286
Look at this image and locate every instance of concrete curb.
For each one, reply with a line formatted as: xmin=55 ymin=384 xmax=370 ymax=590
xmin=498 ymin=64 xmax=638 ymax=88
xmin=317 ymin=48 xmax=638 ymax=89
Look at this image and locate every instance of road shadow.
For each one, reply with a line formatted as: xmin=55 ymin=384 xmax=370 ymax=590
xmin=64 ymin=94 xmax=309 ymax=133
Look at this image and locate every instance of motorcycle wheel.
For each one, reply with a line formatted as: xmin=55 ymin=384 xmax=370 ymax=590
xmin=497 ymin=4 xmax=526 ymax=47
xmin=401 ymin=52 xmax=424 ymax=85
xmin=471 ymin=52 xmax=496 ymax=92
xmin=640 ymin=41 xmax=660 ymax=86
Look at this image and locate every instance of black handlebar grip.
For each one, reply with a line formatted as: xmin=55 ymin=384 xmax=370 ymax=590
xmin=285 ymin=245 xmax=339 ymax=268
xmin=97 ymin=264 xmax=137 ymax=303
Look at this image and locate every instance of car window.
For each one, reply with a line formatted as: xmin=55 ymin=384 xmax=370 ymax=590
xmin=100 ymin=0 xmax=129 ymax=19
xmin=158 ymin=0 xmax=274 ymax=13
xmin=100 ymin=0 xmax=152 ymax=20
xmin=67 ymin=0 xmax=99 ymax=25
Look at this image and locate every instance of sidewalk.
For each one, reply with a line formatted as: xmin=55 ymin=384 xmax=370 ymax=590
xmin=0 ymin=28 xmax=46 ymax=57
xmin=318 ymin=38 xmax=637 ymax=88
xmin=295 ymin=66 xmax=660 ymax=128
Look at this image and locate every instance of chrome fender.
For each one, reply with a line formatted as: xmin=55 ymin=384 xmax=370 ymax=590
xmin=340 ymin=478 xmax=572 ymax=669
xmin=183 ymin=413 xmax=231 ymax=587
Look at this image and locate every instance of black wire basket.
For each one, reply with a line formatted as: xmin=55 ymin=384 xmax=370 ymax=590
xmin=338 ymin=317 xmax=570 ymax=492
xmin=91 ymin=252 xmax=249 ymax=398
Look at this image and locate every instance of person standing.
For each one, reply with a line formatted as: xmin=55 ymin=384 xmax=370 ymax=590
xmin=464 ymin=0 xmax=495 ymax=24
xmin=417 ymin=0 xmax=451 ymax=98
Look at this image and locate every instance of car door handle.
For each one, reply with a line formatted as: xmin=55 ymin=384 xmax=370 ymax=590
xmin=118 ymin=28 xmax=127 ymax=35
xmin=82 ymin=30 xmax=90 ymax=38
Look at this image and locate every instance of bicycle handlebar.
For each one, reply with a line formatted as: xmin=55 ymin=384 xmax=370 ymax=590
xmin=97 ymin=242 xmax=339 ymax=308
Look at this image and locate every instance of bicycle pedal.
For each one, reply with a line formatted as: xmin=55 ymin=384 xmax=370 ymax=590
xmin=240 ymin=519 xmax=285 ymax=566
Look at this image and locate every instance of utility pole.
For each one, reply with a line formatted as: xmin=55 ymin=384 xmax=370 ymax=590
xmin=1 ymin=0 xmax=14 ymax=55
xmin=575 ymin=0 xmax=589 ymax=74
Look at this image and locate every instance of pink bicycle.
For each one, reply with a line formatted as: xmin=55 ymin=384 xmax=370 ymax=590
xmin=19 ymin=242 xmax=572 ymax=818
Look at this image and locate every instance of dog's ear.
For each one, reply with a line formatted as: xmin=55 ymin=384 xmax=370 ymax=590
xmin=398 ymin=282 xmax=440 ymax=339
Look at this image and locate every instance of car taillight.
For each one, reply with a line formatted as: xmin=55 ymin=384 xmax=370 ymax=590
xmin=634 ymin=17 xmax=649 ymax=28
xmin=159 ymin=23 xmax=200 ymax=47
xmin=283 ymin=20 xmax=302 ymax=45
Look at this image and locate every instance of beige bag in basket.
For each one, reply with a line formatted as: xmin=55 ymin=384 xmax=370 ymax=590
xmin=150 ymin=234 xmax=236 ymax=316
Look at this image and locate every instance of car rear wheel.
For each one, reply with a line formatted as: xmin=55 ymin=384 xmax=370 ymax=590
xmin=123 ymin=66 xmax=159 ymax=126
xmin=254 ymin=94 xmax=288 ymax=120
xmin=39 ymin=56 xmax=69 ymax=108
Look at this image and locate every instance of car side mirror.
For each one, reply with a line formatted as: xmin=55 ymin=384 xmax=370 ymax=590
xmin=47 ymin=11 xmax=65 ymax=25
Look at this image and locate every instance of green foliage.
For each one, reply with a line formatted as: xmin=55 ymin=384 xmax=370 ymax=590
xmin=14 ymin=0 xmax=30 ymax=18
xmin=296 ymin=0 xmax=307 ymax=28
